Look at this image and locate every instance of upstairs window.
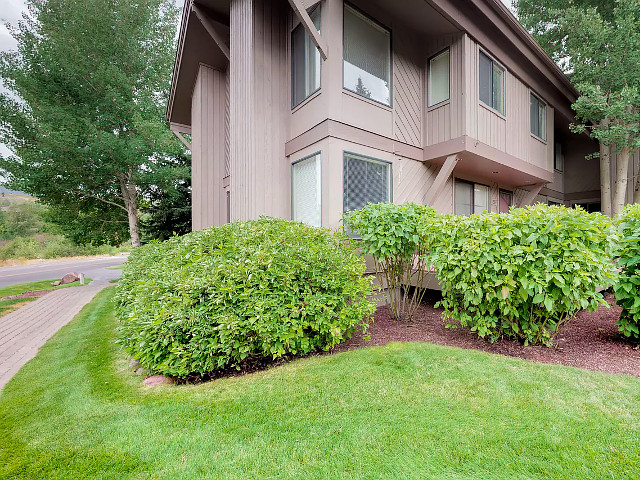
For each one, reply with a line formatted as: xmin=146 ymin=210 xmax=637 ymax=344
xmin=428 ymin=49 xmax=450 ymax=107
xmin=291 ymin=6 xmax=321 ymax=108
xmin=554 ymin=141 xmax=564 ymax=171
xmin=479 ymin=51 xmax=505 ymax=115
xmin=530 ymin=93 xmax=547 ymax=141
xmin=343 ymin=152 xmax=391 ymax=213
xmin=343 ymin=4 xmax=391 ymax=106
xmin=455 ymin=180 xmax=489 ymax=216
xmin=292 ymin=153 xmax=321 ymax=227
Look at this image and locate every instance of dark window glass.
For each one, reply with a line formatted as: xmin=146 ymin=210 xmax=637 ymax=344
xmin=479 ymin=51 xmax=505 ymax=114
xmin=291 ymin=6 xmax=321 ymax=108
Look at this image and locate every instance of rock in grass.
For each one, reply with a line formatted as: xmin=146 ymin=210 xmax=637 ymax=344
xmin=143 ymin=375 xmax=173 ymax=387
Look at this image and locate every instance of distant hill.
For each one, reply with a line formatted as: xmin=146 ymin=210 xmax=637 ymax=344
xmin=0 ymin=186 xmax=28 ymax=196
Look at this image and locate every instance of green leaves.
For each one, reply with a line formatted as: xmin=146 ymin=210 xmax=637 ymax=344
xmin=343 ymin=203 xmax=441 ymax=320
xmin=431 ymin=204 xmax=616 ymax=346
xmin=114 ymin=218 xmax=375 ymax=378
xmin=614 ymin=204 xmax=640 ymax=341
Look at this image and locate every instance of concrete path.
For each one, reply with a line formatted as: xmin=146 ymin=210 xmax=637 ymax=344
xmin=0 ymin=284 xmax=107 ymax=390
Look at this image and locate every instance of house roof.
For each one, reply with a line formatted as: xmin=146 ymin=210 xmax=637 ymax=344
xmin=166 ymin=0 xmax=578 ymax=126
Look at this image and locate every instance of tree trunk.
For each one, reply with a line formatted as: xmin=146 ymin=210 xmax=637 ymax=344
xmin=613 ymin=145 xmax=631 ymax=217
xmin=634 ymin=181 xmax=640 ymax=204
xmin=600 ymin=128 xmax=613 ymax=216
xmin=118 ymin=175 xmax=141 ymax=247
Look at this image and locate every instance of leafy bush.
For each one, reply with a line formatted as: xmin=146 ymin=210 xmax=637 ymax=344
xmin=344 ymin=203 xmax=441 ymax=320
xmin=614 ymin=204 xmax=640 ymax=340
xmin=430 ymin=204 xmax=616 ymax=346
xmin=115 ymin=218 xmax=375 ymax=378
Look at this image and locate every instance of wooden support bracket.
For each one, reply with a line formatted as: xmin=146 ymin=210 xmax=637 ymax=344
xmin=424 ymin=154 xmax=459 ymax=206
xmin=287 ymin=0 xmax=328 ymax=60
xmin=170 ymin=123 xmax=192 ymax=150
xmin=192 ymin=4 xmax=231 ymax=61
xmin=517 ymin=183 xmax=546 ymax=207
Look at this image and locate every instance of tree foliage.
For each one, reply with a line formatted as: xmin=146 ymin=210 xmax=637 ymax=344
xmin=0 ymin=0 xmax=187 ymax=246
xmin=515 ymin=0 xmax=640 ymax=214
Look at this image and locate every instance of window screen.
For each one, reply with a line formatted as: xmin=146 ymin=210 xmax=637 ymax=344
xmin=428 ymin=49 xmax=450 ymax=107
xmin=343 ymin=153 xmax=391 ymax=212
xmin=454 ymin=181 xmax=473 ymax=216
xmin=530 ymin=93 xmax=547 ymax=140
xmin=343 ymin=5 xmax=391 ymax=106
xmin=291 ymin=6 xmax=321 ymax=108
xmin=479 ymin=51 xmax=505 ymax=114
xmin=455 ymin=180 xmax=490 ymax=216
xmin=474 ymin=184 xmax=489 ymax=213
xmin=292 ymin=154 xmax=321 ymax=227
xmin=554 ymin=142 xmax=564 ymax=171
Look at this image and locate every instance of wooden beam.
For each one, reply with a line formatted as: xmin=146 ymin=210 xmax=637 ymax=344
xmin=170 ymin=123 xmax=192 ymax=150
xmin=517 ymin=183 xmax=545 ymax=207
xmin=287 ymin=0 xmax=328 ymax=60
xmin=192 ymin=4 xmax=230 ymax=61
xmin=424 ymin=154 xmax=459 ymax=206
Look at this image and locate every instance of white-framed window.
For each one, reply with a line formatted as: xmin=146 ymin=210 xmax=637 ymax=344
xmin=554 ymin=141 xmax=564 ymax=172
xmin=343 ymin=4 xmax=391 ymax=106
xmin=292 ymin=153 xmax=321 ymax=227
xmin=343 ymin=152 xmax=391 ymax=212
xmin=455 ymin=180 xmax=489 ymax=216
xmin=530 ymin=93 xmax=547 ymax=141
xmin=291 ymin=5 xmax=321 ymax=108
xmin=479 ymin=50 xmax=505 ymax=115
xmin=428 ymin=48 xmax=450 ymax=107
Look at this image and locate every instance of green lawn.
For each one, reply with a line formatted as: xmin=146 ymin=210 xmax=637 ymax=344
xmin=1 ymin=288 xmax=639 ymax=479
xmin=0 ymin=278 xmax=92 ymax=317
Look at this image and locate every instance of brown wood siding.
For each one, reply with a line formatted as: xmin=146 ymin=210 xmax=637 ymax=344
xmin=425 ymin=34 xmax=464 ymax=147
xmin=191 ymin=64 xmax=226 ymax=230
xmin=465 ymin=37 xmax=555 ymax=173
xmin=224 ymin=67 xmax=230 ymax=178
xmin=393 ymin=30 xmax=422 ymax=147
xmin=230 ymin=0 xmax=289 ymax=221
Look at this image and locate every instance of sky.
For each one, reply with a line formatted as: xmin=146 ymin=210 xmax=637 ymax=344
xmin=0 ymin=0 xmax=512 ymax=159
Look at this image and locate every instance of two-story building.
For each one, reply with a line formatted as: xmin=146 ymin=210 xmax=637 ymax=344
xmin=167 ymin=0 xmax=637 ymax=230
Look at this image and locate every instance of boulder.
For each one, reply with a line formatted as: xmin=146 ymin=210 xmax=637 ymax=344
xmin=143 ymin=375 xmax=174 ymax=387
xmin=51 ymin=281 xmax=62 ymax=286
xmin=59 ymin=272 xmax=80 ymax=285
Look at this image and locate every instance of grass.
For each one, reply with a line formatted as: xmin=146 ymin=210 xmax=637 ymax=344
xmin=1 ymin=287 xmax=639 ymax=479
xmin=105 ymin=265 xmax=124 ymax=270
xmin=0 ymin=278 xmax=92 ymax=317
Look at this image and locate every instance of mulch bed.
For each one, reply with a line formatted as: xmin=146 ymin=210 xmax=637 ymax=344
xmin=334 ymin=291 xmax=640 ymax=378
xmin=0 ymin=290 xmax=54 ymax=301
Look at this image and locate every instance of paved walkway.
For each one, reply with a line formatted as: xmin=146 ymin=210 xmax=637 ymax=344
xmin=0 ymin=284 xmax=107 ymax=390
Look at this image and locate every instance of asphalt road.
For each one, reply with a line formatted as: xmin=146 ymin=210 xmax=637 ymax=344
xmin=0 ymin=255 xmax=129 ymax=288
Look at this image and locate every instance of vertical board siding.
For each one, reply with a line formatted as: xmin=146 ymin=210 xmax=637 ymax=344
xmin=424 ymin=34 xmax=463 ymax=146
xmin=230 ymin=0 xmax=289 ymax=222
xmin=465 ymin=37 xmax=554 ymax=172
xmin=191 ymin=65 xmax=226 ymax=230
xmin=224 ymin=67 xmax=231 ymax=178
xmin=393 ymin=30 xmax=422 ymax=147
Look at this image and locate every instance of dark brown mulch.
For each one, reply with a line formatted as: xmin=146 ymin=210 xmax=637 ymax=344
xmin=0 ymin=289 xmax=54 ymax=301
xmin=333 ymin=291 xmax=640 ymax=378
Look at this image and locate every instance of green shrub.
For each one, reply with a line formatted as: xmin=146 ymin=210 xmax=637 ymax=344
xmin=430 ymin=204 xmax=616 ymax=346
xmin=614 ymin=204 xmax=640 ymax=340
xmin=115 ymin=218 xmax=375 ymax=378
xmin=344 ymin=203 xmax=441 ymax=320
